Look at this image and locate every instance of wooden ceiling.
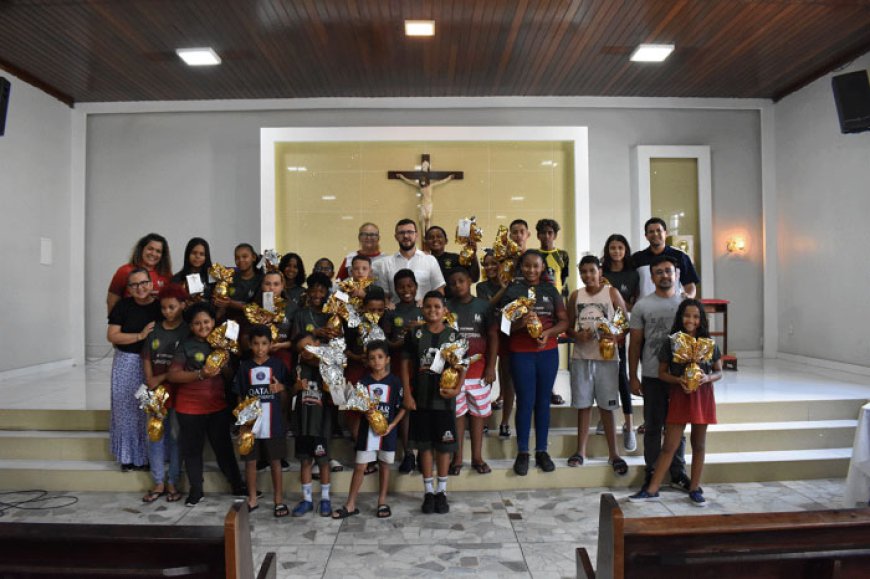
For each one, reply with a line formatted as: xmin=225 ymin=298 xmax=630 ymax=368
xmin=2 ymin=0 xmax=870 ymax=105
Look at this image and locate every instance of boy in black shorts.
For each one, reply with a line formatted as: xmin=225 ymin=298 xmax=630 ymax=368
xmin=291 ymin=332 xmax=333 ymax=517
xmin=401 ymin=291 xmax=464 ymax=514
xmin=233 ymin=325 xmax=290 ymax=516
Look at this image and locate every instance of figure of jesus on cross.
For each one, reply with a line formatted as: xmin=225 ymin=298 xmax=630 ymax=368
xmin=389 ymin=154 xmax=463 ymax=233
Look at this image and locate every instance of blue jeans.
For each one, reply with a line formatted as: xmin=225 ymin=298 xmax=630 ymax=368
xmin=147 ymin=409 xmax=181 ymax=486
xmin=510 ymin=348 xmax=559 ymax=453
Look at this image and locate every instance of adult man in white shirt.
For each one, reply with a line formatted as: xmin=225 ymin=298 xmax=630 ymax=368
xmin=373 ymin=218 xmax=445 ymax=304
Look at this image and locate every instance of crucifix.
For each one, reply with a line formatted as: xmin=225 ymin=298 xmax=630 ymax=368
xmin=388 ymin=154 xmax=464 ymax=233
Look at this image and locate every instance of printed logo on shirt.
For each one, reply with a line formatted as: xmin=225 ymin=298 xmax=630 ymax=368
xmin=444 ymin=259 xmax=453 ymax=268
xmin=441 ymin=430 xmax=455 ymax=443
xmin=314 ymin=444 xmax=326 ymax=457
xmin=415 ymin=328 xmax=423 ymax=339
xmin=229 ymin=287 xmax=236 ymax=297
xmin=542 ymin=295 xmax=551 ymax=304
xmin=194 ymin=352 xmax=205 ymax=363
xmin=305 ymin=323 xmax=315 ymax=332
xmin=394 ymin=316 xmax=404 ymax=328
xmin=474 ymin=313 xmax=482 ymax=323
xmin=151 ymin=338 xmax=160 ymax=351
xmin=255 ymin=370 xmax=268 ymax=382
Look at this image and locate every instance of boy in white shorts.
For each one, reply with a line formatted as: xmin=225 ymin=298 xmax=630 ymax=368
xmin=332 ymin=340 xmax=405 ymax=519
xmin=566 ymin=256 xmax=629 ymax=476
xmin=446 ymin=268 xmax=499 ymax=475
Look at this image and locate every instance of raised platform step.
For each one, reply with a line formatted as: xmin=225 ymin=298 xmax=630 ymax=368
xmin=0 ymin=448 xmax=851 ymax=493
xmin=0 ymin=420 xmax=857 ymax=462
xmin=1 ymin=397 xmax=865 ymax=431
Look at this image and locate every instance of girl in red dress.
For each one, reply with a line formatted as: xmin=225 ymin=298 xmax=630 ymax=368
xmin=629 ymin=299 xmax=722 ymax=507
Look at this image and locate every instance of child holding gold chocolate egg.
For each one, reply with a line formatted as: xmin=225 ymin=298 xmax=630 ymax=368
xmin=500 ymin=250 xmax=568 ymax=477
xmin=333 ymin=340 xmax=405 ymax=519
xmin=401 ymin=291 xmax=463 ymax=514
xmin=629 ymin=299 xmax=721 ymax=507
xmin=291 ymin=272 xmax=335 ymax=341
xmin=233 ymin=325 xmax=290 ymax=516
xmin=290 ymin=332 xmax=335 ymax=517
xmin=566 ymin=256 xmax=628 ymax=475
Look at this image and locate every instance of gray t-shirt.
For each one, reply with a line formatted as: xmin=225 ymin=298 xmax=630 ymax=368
xmin=629 ymin=292 xmax=682 ymax=378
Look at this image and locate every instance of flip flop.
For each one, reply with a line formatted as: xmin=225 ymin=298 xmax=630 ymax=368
xmin=331 ymin=505 xmax=359 ymax=519
xmin=610 ymin=457 xmax=629 ymax=476
xmin=364 ymin=462 xmax=378 ymax=475
xmin=166 ymin=491 xmax=184 ymax=503
xmin=274 ymin=503 xmax=289 ymax=518
xmin=142 ymin=489 xmax=166 ymax=503
xmin=376 ymin=504 xmax=392 ymax=518
xmin=448 ymin=464 xmax=462 ymax=476
xmin=247 ymin=502 xmax=259 ymax=513
xmin=567 ymin=454 xmax=585 ymax=467
xmin=472 ymin=462 xmax=492 ymax=474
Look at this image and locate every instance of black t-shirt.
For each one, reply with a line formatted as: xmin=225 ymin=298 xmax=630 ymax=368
xmin=475 ymin=280 xmax=501 ymax=303
xmin=434 ymin=251 xmax=480 ymax=298
xmin=603 ymin=269 xmax=640 ymax=305
xmin=144 ymin=322 xmax=189 ymax=374
xmin=293 ymin=363 xmax=331 ymax=438
xmin=229 ymin=273 xmax=263 ymax=303
xmin=292 ymin=306 xmax=330 ymax=338
xmin=384 ymin=302 xmax=424 ymax=349
xmin=403 ymin=325 xmax=459 ymax=411
xmin=108 ymin=298 xmax=162 ymax=354
xmin=446 ymin=296 xmax=495 ymax=377
xmin=233 ymin=357 xmax=289 ymax=439
xmin=632 ymin=246 xmax=700 ymax=298
xmin=354 ymin=373 xmax=404 ymax=452
xmin=171 ymin=271 xmax=213 ymax=301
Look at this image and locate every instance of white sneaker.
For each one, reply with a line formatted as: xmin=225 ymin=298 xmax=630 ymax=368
xmin=623 ymin=428 xmax=637 ymax=452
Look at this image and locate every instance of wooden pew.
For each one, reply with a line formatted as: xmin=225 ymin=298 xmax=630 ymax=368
xmin=0 ymin=501 xmax=276 ymax=578
xmin=578 ymin=493 xmax=870 ymax=579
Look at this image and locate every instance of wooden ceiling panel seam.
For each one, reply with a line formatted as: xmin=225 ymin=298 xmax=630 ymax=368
xmin=544 ymin=0 xmax=608 ymax=94
xmin=556 ymin=0 xmax=626 ymax=94
xmin=588 ymin=0 xmax=681 ymax=95
xmin=504 ymin=0 xmax=555 ymax=95
xmin=750 ymin=7 xmax=870 ymax=97
xmin=525 ymin=0 xmax=587 ymax=94
xmin=469 ymin=0 xmax=501 ymax=96
xmin=515 ymin=0 xmax=568 ymax=95
xmin=491 ymin=0 xmax=528 ymax=91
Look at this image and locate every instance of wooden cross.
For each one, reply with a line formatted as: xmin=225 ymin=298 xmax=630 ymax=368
xmin=388 ymin=154 xmax=464 ymax=233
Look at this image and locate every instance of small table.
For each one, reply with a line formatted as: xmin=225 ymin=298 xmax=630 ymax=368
xmin=701 ymin=299 xmax=737 ymax=370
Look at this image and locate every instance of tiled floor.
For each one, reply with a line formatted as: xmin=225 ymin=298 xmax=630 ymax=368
xmin=2 ymin=356 xmax=869 ymax=411
xmin=0 ymin=478 xmax=856 ymax=578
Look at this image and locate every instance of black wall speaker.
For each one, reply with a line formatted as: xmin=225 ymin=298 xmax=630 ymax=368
xmin=832 ymin=70 xmax=870 ymax=134
xmin=0 ymin=77 xmax=10 ymax=136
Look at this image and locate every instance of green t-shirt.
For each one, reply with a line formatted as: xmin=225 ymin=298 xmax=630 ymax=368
xmin=293 ymin=363 xmax=331 ymax=438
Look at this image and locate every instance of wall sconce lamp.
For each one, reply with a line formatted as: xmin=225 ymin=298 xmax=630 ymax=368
xmin=726 ymin=236 xmax=747 ymax=255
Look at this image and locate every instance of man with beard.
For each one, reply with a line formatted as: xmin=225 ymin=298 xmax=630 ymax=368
xmin=628 ymin=255 xmax=692 ymax=493
xmin=632 ymin=217 xmax=699 ymax=299
xmin=374 ymin=218 xmax=445 ymax=304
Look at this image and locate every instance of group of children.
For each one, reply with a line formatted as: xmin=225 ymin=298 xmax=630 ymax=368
xmin=110 ymin=215 xmax=723 ymax=517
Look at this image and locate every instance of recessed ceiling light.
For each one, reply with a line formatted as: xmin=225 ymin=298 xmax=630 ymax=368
xmin=176 ymin=47 xmax=221 ymax=66
xmin=630 ymin=43 xmax=674 ymax=63
xmin=321 ymin=195 xmax=336 ymax=201
xmin=405 ymin=20 xmax=435 ymax=37
xmin=510 ymin=196 xmax=525 ymax=202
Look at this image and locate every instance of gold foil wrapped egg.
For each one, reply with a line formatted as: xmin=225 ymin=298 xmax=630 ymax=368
xmin=440 ymin=367 xmax=461 ymax=392
xmin=599 ymin=336 xmax=616 ymax=360
xmin=458 ymin=245 xmax=475 ymax=267
xmin=238 ymin=426 xmax=255 ymax=455
xmin=366 ymin=409 xmax=389 ymax=436
xmin=527 ymin=312 xmax=544 ymax=339
xmin=326 ymin=314 xmax=343 ymax=334
xmin=204 ymin=349 xmax=228 ymax=374
xmin=684 ymin=363 xmax=704 ymax=392
xmin=147 ymin=416 xmax=164 ymax=442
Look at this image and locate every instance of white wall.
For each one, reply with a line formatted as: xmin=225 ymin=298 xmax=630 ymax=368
xmin=85 ymin=106 xmax=764 ymax=357
xmin=0 ymin=72 xmax=74 ymax=372
xmin=775 ymin=52 xmax=870 ymax=366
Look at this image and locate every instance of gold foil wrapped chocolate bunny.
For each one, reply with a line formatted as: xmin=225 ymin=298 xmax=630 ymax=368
xmin=208 ymin=263 xmax=234 ymax=298
xmin=455 ymin=216 xmax=483 ymax=267
xmin=670 ymin=332 xmax=716 ymax=392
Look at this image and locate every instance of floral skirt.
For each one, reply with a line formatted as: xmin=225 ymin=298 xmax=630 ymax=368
xmin=110 ymin=350 xmax=148 ymax=466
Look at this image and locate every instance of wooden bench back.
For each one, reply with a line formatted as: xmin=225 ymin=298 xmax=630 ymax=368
xmin=582 ymin=493 xmax=870 ymax=579
xmin=0 ymin=501 xmax=274 ymax=578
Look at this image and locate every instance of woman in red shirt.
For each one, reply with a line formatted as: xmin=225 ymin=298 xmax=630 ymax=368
xmin=107 ymin=233 xmax=173 ymax=314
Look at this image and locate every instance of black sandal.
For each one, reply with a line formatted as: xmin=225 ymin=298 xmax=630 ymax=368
xmin=331 ymin=505 xmax=359 ymax=519
xmin=610 ymin=457 xmax=629 ymax=476
xmin=376 ymin=504 xmax=391 ymax=518
xmin=567 ymin=454 xmax=584 ymax=467
xmin=448 ymin=464 xmax=462 ymax=476
xmin=472 ymin=462 xmax=492 ymax=474
xmin=273 ymin=503 xmax=289 ymax=517
xmin=364 ymin=462 xmax=378 ymax=475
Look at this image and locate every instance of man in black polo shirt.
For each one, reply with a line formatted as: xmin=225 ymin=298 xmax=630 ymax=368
xmin=632 ymin=217 xmax=700 ymax=299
